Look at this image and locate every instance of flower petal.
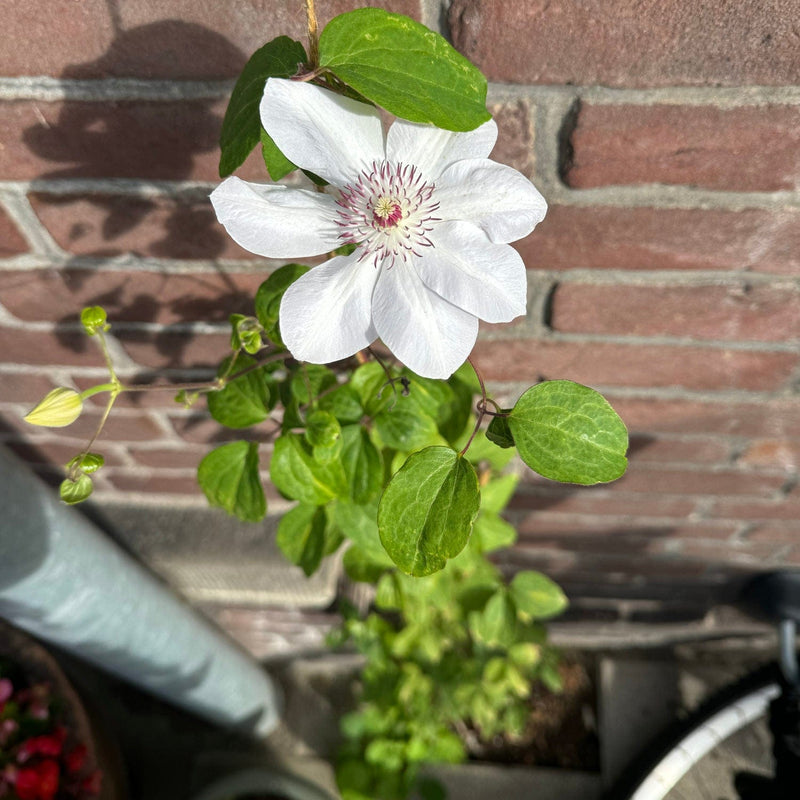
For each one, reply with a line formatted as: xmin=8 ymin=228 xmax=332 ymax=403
xmin=385 ymin=118 xmax=497 ymax=180
xmin=416 ymin=221 xmax=526 ymax=323
xmin=280 ymin=251 xmax=379 ymax=364
xmin=261 ymin=79 xmax=385 ymax=187
xmin=435 ymin=158 xmax=547 ymax=243
xmin=210 ymin=177 xmax=339 ymax=258
xmin=372 ymin=262 xmax=479 ymax=379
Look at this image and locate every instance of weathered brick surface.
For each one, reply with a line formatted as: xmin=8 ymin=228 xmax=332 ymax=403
xmin=169 ymin=413 xmax=278 ymax=445
xmin=489 ymin=101 xmax=535 ymax=178
xmin=0 ymin=327 xmax=111 ymax=367
xmin=736 ymin=439 xmax=800 ymax=470
xmin=609 ymin=396 xmax=800 ymax=439
xmin=0 ymin=268 xmax=266 ymax=326
xmin=709 ymin=497 xmax=800 ymax=522
xmin=449 ymin=0 xmax=800 ymax=87
xmin=1 ymin=99 xmax=269 ymax=183
xmin=2 ymin=1 xmax=420 ymax=79
xmin=566 ymin=104 xmax=800 ymax=192
xmin=127 ymin=444 xmax=211 ymax=470
xmin=509 ymin=488 xmax=700 ymax=520
xmin=627 ymin=435 xmax=732 ymax=466
xmin=473 ymin=339 xmax=798 ymax=392
xmin=0 ymin=373 xmax=57 ymax=404
xmin=550 ymin=283 xmax=800 ymax=341
xmin=521 ymin=206 xmax=800 ymax=274
xmin=28 ymin=193 xmax=256 ymax=260
xmin=0 ymin=208 xmax=29 ymax=258
xmin=117 ymin=330 xmax=232 ymax=370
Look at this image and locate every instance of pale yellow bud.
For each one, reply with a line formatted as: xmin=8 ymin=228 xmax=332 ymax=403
xmin=24 ymin=388 xmax=83 ymax=428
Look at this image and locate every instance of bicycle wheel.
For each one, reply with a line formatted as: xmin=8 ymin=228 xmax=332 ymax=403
xmin=609 ymin=666 xmax=781 ymax=800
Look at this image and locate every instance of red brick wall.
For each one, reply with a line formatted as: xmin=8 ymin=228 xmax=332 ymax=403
xmin=1 ymin=0 xmax=798 ymax=608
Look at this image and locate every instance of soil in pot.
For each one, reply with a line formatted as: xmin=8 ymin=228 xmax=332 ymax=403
xmin=466 ymin=655 xmax=599 ymax=770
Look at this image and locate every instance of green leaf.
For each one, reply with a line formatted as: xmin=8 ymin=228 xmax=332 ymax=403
xmin=340 ymin=425 xmax=383 ymax=504
xmin=66 ymin=452 xmax=105 ymax=475
xmin=479 ymin=473 xmax=519 ymax=514
xmin=471 ymin=512 xmax=517 ymax=553
xmin=510 ymin=571 xmax=568 ymax=620
xmin=270 ymin=433 xmax=347 ymax=504
xmin=318 ymin=383 xmax=363 ymax=423
xmin=375 ymin=401 xmax=441 ymax=452
xmin=60 ymin=474 xmax=93 ymax=505
xmin=260 ymin=126 xmax=297 ymax=181
xmin=276 ymin=504 xmax=327 ymax=576
xmin=342 ymin=545 xmax=391 ymax=583
xmin=254 ymin=264 xmax=310 ymax=346
xmin=469 ymin=590 xmax=517 ymax=648
xmin=207 ymin=355 xmax=275 ymax=429
xmin=332 ymin=501 xmax=392 ymax=565
xmin=219 ymin=36 xmax=307 ymax=177
xmin=351 ymin=361 xmax=393 ymax=417
xmin=305 ymin=410 xmax=341 ymax=448
xmin=319 ymin=9 xmax=490 ymax=131
xmin=486 ymin=412 xmax=514 ymax=448
xmin=378 ymin=446 xmax=480 ymax=576
xmin=197 ymin=441 xmax=266 ymax=522
xmin=508 ymin=380 xmax=628 ymax=484
xmin=291 ymin=363 xmax=338 ymax=405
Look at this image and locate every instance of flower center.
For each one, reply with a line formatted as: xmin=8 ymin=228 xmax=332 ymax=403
xmin=335 ymin=161 xmax=440 ymax=267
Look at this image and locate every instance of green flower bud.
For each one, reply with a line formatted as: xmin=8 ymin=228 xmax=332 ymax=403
xmin=60 ymin=474 xmax=93 ymax=505
xmin=80 ymin=306 xmax=108 ymax=336
xmin=24 ymin=388 xmax=83 ymax=428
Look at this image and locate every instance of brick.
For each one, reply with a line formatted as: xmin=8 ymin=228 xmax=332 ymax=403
xmin=117 ymin=330 xmax=232 ymax=370
xmin=489 ymin=101 xmax=535 ymax=178
xmin=627 ymin=435 xmax=731 ymax=466
xmin=676 ymin=540 xmax=796 ymax=564
xmin=0 ymin=207 xmax=28 ymax=258
xmin=169 ymin=413 xmax=278 ymax=445
xmin=472 ymin=339 xmax=798 ymax=392
xmin=0 ymin=327 xmax=110 ymax=367
xmin=127 ymin=445 xmax=210 ymax=470
xmin=28 ymin=193 xmax=257 ymax=260
xmin=0 ymin=268 xmax=266 ymax=326
xmin=3 ymin=99 xmax=270 ymax=183
xmin=0 ymin=373 xmax=57 ymax=404
xmin=566 ymin=104 xmax=800 ymax=192
xmin=3 ymin=1 xmax=419 ymax=79
xmin=608 ymin=396 xmax=800 ymax=439
xmin=521 ymin=465 xmax=784 ymax=498
xmin=746 ymin=523 xmax=800 ymax=545
xmin=46 ymin=409 xmax=166 ymax=443
xmin=105 ymin=472 xmax=203 ymax=496
xmin=520 ymin=206 xmax=800 ymax=274
xmin=736 ymin=439 xmax=800 ymax=470
xmin=4 ymin=438 xmax=124 ymax=469
xmin=449 ymin=0 xmax=800 ymax=87
xmin=509 ymin=488 xmax=699 ymax=519
xmin=709 ymin=497 xmax=800 ymax=522
xmin=550 ymin=283 xmax=800 ymax=342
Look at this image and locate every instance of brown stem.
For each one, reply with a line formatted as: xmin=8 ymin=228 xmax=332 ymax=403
xmin=305 ymin=0 xmax=320 ymax=67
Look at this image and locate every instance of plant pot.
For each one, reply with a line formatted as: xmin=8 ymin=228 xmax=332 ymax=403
xmin=0 ymin=618 xmax=125 ymax=800
xmin=192 ymin=766 xmax=338 ymax=800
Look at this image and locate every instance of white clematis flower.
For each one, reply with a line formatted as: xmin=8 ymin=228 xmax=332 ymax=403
xmin=211 ymin=78 xmax=547 ymax=379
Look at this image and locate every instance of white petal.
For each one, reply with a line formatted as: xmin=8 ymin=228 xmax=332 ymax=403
xmin=372 ymin=261 xmax=479 ymax=379
xmin=386 ymin=118 xmax=497 ymax=180
xmin=416 ymin=221 xmax=527 ymax=323
xmin=435 ymin=158 xmax=548 ymax=243
xmin=261 ymin=79 xmax=385 ymax=187
xmin=210 ymin=177 xmax=339 ymax=258
xmin=280 ymin=252 xmax=379 ymax=364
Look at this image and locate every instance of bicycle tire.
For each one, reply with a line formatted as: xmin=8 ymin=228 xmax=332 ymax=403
xmin=607 ymin=663 xmax=782 ymax=800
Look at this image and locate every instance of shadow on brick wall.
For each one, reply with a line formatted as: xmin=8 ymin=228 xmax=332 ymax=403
xmin=22 ymin=21 xmax=262 ymax=370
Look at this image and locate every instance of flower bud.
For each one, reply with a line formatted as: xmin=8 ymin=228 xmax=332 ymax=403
xmin=80 ymin=305 xmax=108 ymax=336
xmin=24 ymin=388 xmax=83 ymax=428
